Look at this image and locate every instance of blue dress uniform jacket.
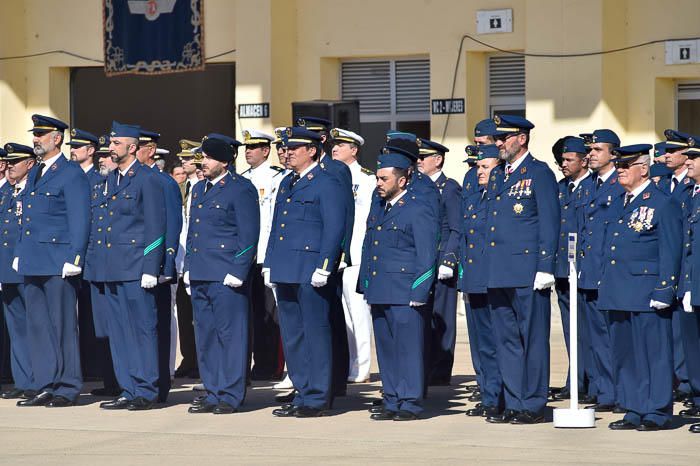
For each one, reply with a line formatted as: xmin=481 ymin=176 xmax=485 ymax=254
xmin=361 ymin=193 xmax=439 ymax=305
xmin=264 ymin=165 xmax=346 ymax=283
xmin=82 ymin=173 xmax=109 ymax=283
xmin=484 ymin=154 xmax=560 ymax=288
xmin=99 ymin=163 xmax=166 ymax=281
xmin=0 ymin=182 xmax=23 ymax=284
xmin=460 ymin=188 xmax=488 ymax=294
xmin=461 ymin=168 xmax=478 ymax=197
xmin=185 ymin=173 xmax=260 ymax=281
xmin=435 ymin=173 xmax=462 ymax=270
xmin=409 ymin=170 xmax=441 ymax=220
xmin=15 ymin=156 xmax=90 ymax=275
xmin=683 ymin=192 xmax=700 ymax=305
xmin=554 ymin=176 xmax=594 ymax=278
xmin=319 ymin=155 xmax=354 ymax=267
xmin=577 ymin=171 xmax=625 ymax=290
xmin=151 ymin=165 xmax=183 ymax=278
xmin=598 ymin=183 xmax=683 ymax=311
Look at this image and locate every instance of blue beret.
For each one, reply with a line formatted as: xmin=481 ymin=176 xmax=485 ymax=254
xmin=110 ymin=121 xmax=141 ymax=139
xmin=280 ymin=127 xmax=323 ymax=149
xmin=377 ymin=151 xmax=413 ymax=170
xmin=97 ymin=135 xmax=111 ymax=153
xmin=4 ymin=142 xmax=36 ymax=160
xmin=418 ymin=138 xmax=449 ymax=156
xmin=591 ymin=129 xmax=620 ymax=146
xmin=29 ymin=114 xmax=68 ymax=133
xmin=650 ymin=163 xmax=673 ymax=177
xmin=296 ymin=116 xmax=331 ymax=132
xmin=204 ymin=133 xmax=242 ymax=149
xmin=202 ymin=137 xmax=233 ymax=163
xmin=492 ymin=114 xmax=534 ymax=135
xmin=67 ymin=128 xmax=99 ymax=147
xmin=612 ymin=144 xmax=652 ymax=161
xmin=664 ymin=129 xmax=692 ymax=149
xmin=474 ymin=119 xmax=498 ymax=137
xmin=139 ymin=129 xmax=161 ymax=144
xmin=653 ymin=142 xmax=668 ymax=157
xmin=562 ymin=137 xmax=587 ymax=154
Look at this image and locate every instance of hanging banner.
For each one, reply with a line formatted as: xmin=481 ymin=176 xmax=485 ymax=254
xmin=103 ymin=0 xmax=204 ymax=76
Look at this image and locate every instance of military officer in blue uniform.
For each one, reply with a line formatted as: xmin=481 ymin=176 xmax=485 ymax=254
xmin=598 ymin=145 xmax=682 ymax=431
xmin=482 ymin=115 xmax=559 ymax=425
xmin=460 ymin=144 xmax=504 ymax=417
xmin=137 ymin=128 xmax=183 ymax=402
xmin=13 ymin=115 xmax=90 ymax=407
xmin=650 ymin=142 xmax=673 ymax=185
xmin=553 ymin=137 xmax=594 ymax=400
xmin=183 ymin=137 xmax=260 ymax=414
xmin=416 ymin=139 xmax=462 ymax=385
xmin=679 ymin=140 xmax=700 ymax=433
xmin=0 ymin=144 xmax=36 ymax=400
xmin=263 ymin=127 xmax=346 ymax=417
xmin=358 ymin=149 xmax=439 ymax=420
xmin=575 ymin=128 xmax=624 ymax=412
xmin=96 ymin=122 xmax=166 ymax=411
xmin=295 ymin=117 xmax=353 ymax=400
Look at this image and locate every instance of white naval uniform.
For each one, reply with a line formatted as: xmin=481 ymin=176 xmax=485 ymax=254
xmin=342 ymin=160 xmax=376 ymax=382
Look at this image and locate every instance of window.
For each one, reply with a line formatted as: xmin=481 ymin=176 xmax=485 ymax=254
xmin=341 ymin=58 xmax=430 ymax=167
xmin=678 ymin=82 xmax=700 ymax=135
xmin=488 ymin=55 xmax=525 ymax=117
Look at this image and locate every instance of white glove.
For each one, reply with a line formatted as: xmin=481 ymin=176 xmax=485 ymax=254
xmin=183 ymin=270 xmax=190 ymax=286
xmin=11 ymin=257 xmax=18 ymax=272
xmin=649 ymin=299 xmax=670 ymax=310
xmin=310 ymin=268 xmax=330 ymax=288
xmin=262 ymin=267 xmax=275 ymax=289
xmin=410 ymin=301 xmax=426 ymax=307
xmin=683 ymin=292 xmax=693 ymax=313
xmin=141 ymin=274 xmax=157 ymax=289
xmin=223 ymin=274 xmax=243 ymax=288
xmin=533 ymin=272 xmax=555 ymax=290
xmin=61 ymin=262 xmax=82 ymax=278
xmin=158 ymin=275 xmax=172 ymax=284
xmin=438 ymin=265 xmax=454 ymax=280
xmin=338 ymin=261 xmax=348 ymax=271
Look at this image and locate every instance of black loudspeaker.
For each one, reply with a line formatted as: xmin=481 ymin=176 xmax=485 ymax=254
xmin=291 ymin=100 xmax=360 ymax=134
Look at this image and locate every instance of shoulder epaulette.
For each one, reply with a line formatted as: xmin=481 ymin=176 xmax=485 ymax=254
xmin=361 ymin=166 xmax=375 ymax=176
xmin=270 ymin=165 xmax=284 ymax=172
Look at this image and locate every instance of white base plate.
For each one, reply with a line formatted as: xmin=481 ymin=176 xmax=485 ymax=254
xmin=553 ymin=408 xmax=596 ymax=428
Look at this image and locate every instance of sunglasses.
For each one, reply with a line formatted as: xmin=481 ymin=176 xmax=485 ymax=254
xmin=613 ymin=160 xmax=645 ymax=169
xmin=494 ymin=132 xmax=521 ymax=143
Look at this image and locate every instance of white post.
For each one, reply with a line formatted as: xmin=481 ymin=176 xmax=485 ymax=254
xmin=553 ymin=232 xmax=595 ymax=428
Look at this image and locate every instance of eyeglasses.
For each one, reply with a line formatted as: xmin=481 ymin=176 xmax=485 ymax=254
xmin=613 ymin=160 xmax=645 ymax=169
xmin=494 ymin=132 xmax=521 ymax=143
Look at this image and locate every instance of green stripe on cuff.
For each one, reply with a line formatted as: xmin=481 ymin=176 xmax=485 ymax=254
xmin=235 ymin=244 xmax=254 ymax=258
xmin=411 ymin=267 xmax=434 ymax=290
xmin=143 ymin=235 xmax=164 ymax=256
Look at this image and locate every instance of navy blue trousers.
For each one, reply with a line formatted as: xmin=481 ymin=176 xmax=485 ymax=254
xmin=24 ymin=276 xmax=82 ymax=400
xmin=88 ymin=282 xmax=119 ymax=391
xmin=428 ymin=277 xmax=458 ymax=382
xmin=680 ymin=308 xmax=700 ymax=405
xmin=672 ymin=304 xmax=690 ymax=393
xmin=153 ymin=282 xmax=172 ymax=402
xmin=329 ymin=274 xmax=349 ymax=395
xmin=468 ymin=293 xmax=503 ymax=410
xmin=609 ymin=309 xmax=673 ymax=427
xmin=580 ymin=289 xmax=616 ymax=405
xmin=103 ymin=281 xmax=159 ymax=401
xmin=191 ymin=281 xmax=249 ymax=407
xmin=276 ymin=283 xmax=333 ymax=409
xmin=2 ymin=283 xmax=34 ymax=391
xmin=488 ymin=286 xmax=551 ymax=415
xmin=372 ymin=304 xmax=425 ymax=415
xmin=555 ymin=278 xmax=587 ymax=392
xmin=464 ymin=296 xmax=482 ymax=386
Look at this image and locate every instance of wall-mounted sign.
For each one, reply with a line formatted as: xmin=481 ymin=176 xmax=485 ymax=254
xmin=665 ymin=40 xmax=699 ymax=65
xmin=476 ymin=9 xmax=513 ymax=34
xmin=238 ymin=103 xmax=270 ymax=118
xmin=431 ymin=98 xmax=465 ymax=115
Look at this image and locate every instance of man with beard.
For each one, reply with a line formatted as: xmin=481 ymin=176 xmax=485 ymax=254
xmin=13 ymin=115 xmax=90 ymax=407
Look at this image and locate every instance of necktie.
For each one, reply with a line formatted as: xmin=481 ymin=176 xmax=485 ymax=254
xmin=671 ymin=177 xmax=679 ymax=193
xmin=184 ymin=180 xmax=191 ymax=200
xmin=35 ymin=163 xmax=46 ymax=183
xmin=13 ymin=185 xmax=21 ymax=197
xmin=290 ymin=173 xmax=300 ymax=187
xmin=568 ymin=182 xmax=575 ymax=195
xmin=384 ymin=202 xmax=392 ymax=214
xmin=117 ymin=172 xmax=123 ymax=186
xmin=596 ymin=177 xmax=603 ymax=189
xmin=505 ymin=165 xmax=513 ymax=181
xmin=204 ymin=181 xmax=213 ymax=193
xmin=624 ymin=193 xmax=634 ymax=207
xmin=694 ymin=185 xmax=700 ymax=197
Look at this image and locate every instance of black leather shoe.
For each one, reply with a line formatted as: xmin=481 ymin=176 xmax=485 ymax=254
xmin=100 ymin=397 xmax=130 ymax=410
xmin=126 ymin=397 xmax=154 ymax=411
xmin=586 ymin=403 xmax=615 ymax=412
xmin=188 ymin=402 xmax=216 ymax=413
xmin=392 ymin=410 xmax=418 ymax=421
xmin=465 ymin=406 xmax=486 ymax=417
xmin=636 ymin=420 xmax=669 ymax=432
xmin=21 ymin=390 xmax=37 ymax=399
xmin=486 ymin=410 xmax=518 ymax=424
xmin=213 ymin=402 xmax=237 ymax=414
xmin=674 ymin=389 xmax=690 ymax=402
xmin=689 ymin=423 xmax=700 ymax=433
xmin=90 ymin=387 xmax=121 ymax=397
xmin=609 ymin=420 xmax=637 ymax=430
xmin=612 ymin=405 xmax=626 ymax=414
xmin=46 ymin=396 xmax=76 ymax=407
xmin=510 ymin=410 xmax=544 ymax=424
xmin=369 ymin=405 xmax=385 ymax=414
xmin=17 ymin=391 xmax=53 ymax=407
xmin=467 ymin=393 xmax=482 ymax=402
xmin=683 ymin=399 xmax=696 ymax=408
xmin=1 ymin=388 xmax=24 ymax=399
xmin=275 ymin=390 xmax=297 ymax=403
xmin=272 ymin=405 xmax=298 ymax=417
xmin=190 ymin=395 xmax=207 ymax=406
xmin=370 ymin=410 xmax=396 ymax=420
xmin=579 ymin=394 xmax=597 ymax=405
xmin=679 ymin=407 xmax=700 ymax=417
xmin=294 ymin=406 xmax=328 ymax=418
xmin=371 ymin=398 xmax=384 ymax=407
xmin=551 ymin=389 xmax=570 ymax=401
xmin=464 ymin=384 xmax=480 ymax=393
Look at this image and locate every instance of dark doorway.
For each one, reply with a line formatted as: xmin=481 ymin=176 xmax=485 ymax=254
xmin=70 ymin=63 xmax=236 ymax=157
